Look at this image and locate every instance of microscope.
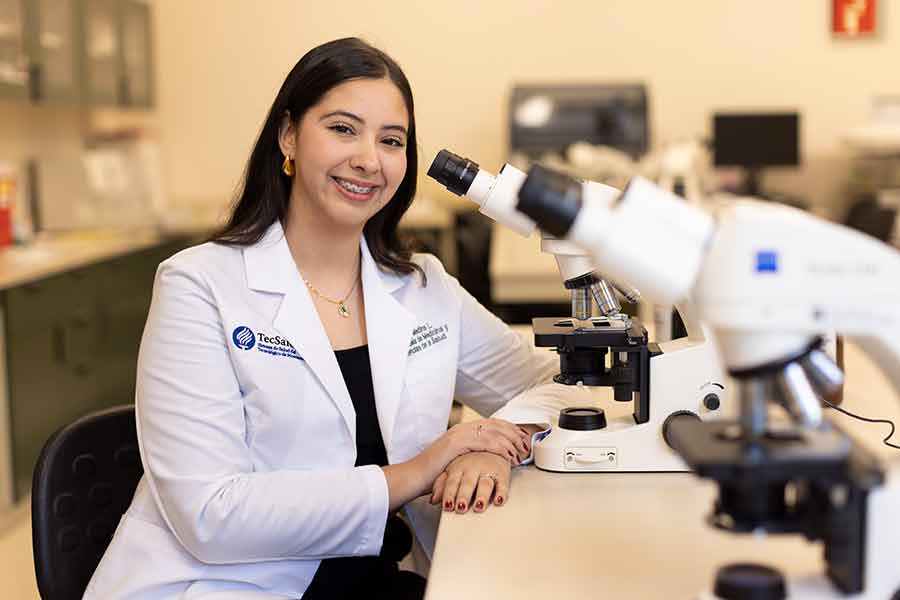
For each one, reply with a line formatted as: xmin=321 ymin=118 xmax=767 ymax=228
xmin=428 ymin=149 xmax=729 ymax=472
xmin=513 ymin=166 xmax=900 ymax=598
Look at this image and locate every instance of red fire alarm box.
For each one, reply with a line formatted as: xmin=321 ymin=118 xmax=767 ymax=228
xmin=832 ymin=0 xmax=877 ymax=36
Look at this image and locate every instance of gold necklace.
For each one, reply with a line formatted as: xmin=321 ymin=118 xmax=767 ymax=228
xmin=303 ymin=268 xmax=360 ymax=318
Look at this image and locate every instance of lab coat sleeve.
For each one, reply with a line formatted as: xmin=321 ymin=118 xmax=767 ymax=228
xmin=135 ymin=259 xmax=388 ymax=565
xmin=434 ymin=256 xmax=563 ymax=425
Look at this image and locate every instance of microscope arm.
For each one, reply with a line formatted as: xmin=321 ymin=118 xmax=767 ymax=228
xmin=541 ymin=174 xmax=900 ymax=403
xmin=690 ymin=197 xmax=900 ymax=396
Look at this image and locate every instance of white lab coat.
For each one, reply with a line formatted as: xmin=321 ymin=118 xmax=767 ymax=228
xmin=84 ymin=221 xmax=560 ymax=600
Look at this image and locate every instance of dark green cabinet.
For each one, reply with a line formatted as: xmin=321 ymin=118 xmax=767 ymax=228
xmin=3 ymin=238 xmax=189 ymax=501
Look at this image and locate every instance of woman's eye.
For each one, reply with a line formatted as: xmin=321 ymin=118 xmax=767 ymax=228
xmin=382 ymin=138 xmax=405 ymax=148
xmin=330 ymin=123 xmax=355 ymax=135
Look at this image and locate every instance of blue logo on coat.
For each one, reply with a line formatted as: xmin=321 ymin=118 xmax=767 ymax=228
xmin=755 ymin=250 xmax=779 ymax=273
xmin=232 ymin=326 xmax=256 ymax=350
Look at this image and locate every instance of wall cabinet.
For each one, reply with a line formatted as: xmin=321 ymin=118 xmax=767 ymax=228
xmin=2 ymin=237 xmax=189 ymax=502
xmin=30 ymin=0 xmax=82 ymax=102
xmin=0 ymin=0 xmax=153 ymax=106
xmin=118 ymin=0 xmax=152 ymax=107
xmin=0 ymin=0 xmax=31 ymax=98
xmin=82 ymin=0 xmax=153 ymax=107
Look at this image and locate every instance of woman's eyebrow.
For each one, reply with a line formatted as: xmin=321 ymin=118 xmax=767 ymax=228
xmin=320 ymin=110 xmax=407 ymax=135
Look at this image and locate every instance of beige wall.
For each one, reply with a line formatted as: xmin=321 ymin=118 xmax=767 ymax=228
xmin=154 ymin=0 xmax=900 ymax=218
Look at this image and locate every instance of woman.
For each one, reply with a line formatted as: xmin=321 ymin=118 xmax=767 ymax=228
xmin=85 ymin=38 xmax=557 ymax=600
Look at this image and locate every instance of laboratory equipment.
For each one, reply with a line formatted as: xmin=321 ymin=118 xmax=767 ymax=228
xmin=713 ymin=112 xmax=800 ymax=199
xmin=514 ymin=165 xmax=900 ymax=599
xmin=428 ymin=149 xmax=729 ymax=473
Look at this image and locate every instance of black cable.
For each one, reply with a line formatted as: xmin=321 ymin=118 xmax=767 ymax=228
xmin=822 ymin=398 xmax=900 ymax=451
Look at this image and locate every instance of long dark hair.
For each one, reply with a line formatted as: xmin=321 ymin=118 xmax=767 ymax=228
xmin=213 ymin=37 xmax=424 ymax=283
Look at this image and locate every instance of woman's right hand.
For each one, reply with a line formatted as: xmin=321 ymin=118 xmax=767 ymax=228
xmin=437 ymin=418 xmax=531 ymax=466
xmin=382 ymin=418 xmax=530 ymax=512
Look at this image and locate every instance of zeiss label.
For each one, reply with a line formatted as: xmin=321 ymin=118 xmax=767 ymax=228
xmin=232 ymin=326 xmax=256 ymax=350
xmin=755 ymin=250 xmax=778 ymax=273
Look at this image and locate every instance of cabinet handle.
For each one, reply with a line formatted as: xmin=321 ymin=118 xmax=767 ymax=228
xmin=52 ymin=324 xmax=66 ymax=364
xmin=120 ymin=75 xmax=131 ymax=106
xmin=28 ymin=62 xmax=43 ymax=102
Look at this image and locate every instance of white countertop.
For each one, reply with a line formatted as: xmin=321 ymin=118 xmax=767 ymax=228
xmin=426 ymin=341 xmax=900 ymax=599
xmin=0 ymin=224 xmax=212 ymax=290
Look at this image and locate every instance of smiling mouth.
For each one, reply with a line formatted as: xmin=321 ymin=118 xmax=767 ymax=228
xmin=332 ymin=176 xmax=378 ymax=195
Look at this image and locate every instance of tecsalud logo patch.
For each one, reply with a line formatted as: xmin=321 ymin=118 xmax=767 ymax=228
xmin=232 ymin=326 xmax=256 ymax=350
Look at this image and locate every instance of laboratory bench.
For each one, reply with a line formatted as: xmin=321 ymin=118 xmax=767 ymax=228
xmin=425 ymin=340 xmax=900 ymax=599
xmin=0 ymin=227 xmax=208 ymax=511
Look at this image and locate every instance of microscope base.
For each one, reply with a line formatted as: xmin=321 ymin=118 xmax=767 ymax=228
xmin=534 ymin=335 xmax=728 ymax=472
xmin=687 ymin=444 xmax=900 ymax=598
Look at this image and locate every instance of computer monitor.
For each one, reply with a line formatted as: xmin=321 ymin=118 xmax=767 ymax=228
xmin=713 ymin=112 xmax=800 ymax=197
xmin=509 ymin=84 xmax=649 ymax=160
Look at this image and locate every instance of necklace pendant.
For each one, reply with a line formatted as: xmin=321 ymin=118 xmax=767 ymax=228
xmin=338 ymin=303 xmax=351 ymax=318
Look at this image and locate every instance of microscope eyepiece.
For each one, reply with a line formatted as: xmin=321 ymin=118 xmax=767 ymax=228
xmin=427 ymin=149 xmax=480 ymax=196
xmin=517 ymin=164 xmax=583 ymax=238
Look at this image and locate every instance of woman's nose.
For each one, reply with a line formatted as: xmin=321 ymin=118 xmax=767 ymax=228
xmin=349 ymin=140 xmax=379 ymax=173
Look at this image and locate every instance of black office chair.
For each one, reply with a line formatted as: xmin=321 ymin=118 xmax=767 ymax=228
xmin=32 ymin=405 xmax=143 ymax=600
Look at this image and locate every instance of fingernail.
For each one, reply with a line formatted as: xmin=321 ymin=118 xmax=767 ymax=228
xmin=475 ymin=500 xmax=484 ymax=510
xmin=495 ymin=496 xmax=504 ymax=505
xmin=457 ymin=501 xmax=466 ymax=511
xmin=444 ymin=500 xmax=453 ymax=510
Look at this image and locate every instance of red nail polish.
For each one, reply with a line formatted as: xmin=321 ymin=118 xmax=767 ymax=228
xmin=444 ymin=500 xmax=453 ymax=510
xmin=496 ymin=496 xmax=504 ymax=505
xmin=457 ymin=501 xmax=466 ymax=511
xmin=475 ymin=501 xmax=484 ymax=510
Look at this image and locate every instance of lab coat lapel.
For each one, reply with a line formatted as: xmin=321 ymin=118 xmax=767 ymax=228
xmin=360 ymin=239 xmax=415 ymax=456
xmin=244 ymin=222 xmax=357 ymax=443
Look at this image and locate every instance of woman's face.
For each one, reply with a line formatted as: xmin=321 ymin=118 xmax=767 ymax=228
xmin=282 ymin=77 xmax=409 ymax=234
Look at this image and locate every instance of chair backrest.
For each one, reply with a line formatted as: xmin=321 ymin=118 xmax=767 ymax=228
xmin=31 ymin=405 xmax=143 ymax=600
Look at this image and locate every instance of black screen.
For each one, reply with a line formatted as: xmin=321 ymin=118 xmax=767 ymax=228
xmin=713 ymin=113 xmax=800 ymax=167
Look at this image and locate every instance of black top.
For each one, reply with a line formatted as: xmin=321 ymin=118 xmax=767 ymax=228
xmin=338 ymin=345 xmax=389 ymax=468
xmin=302 ymin=345 xmax=393 ymax=599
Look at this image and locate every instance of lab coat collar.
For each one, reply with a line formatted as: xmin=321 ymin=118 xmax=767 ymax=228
xmin=243 ymin=221 xmax=415 ymax=455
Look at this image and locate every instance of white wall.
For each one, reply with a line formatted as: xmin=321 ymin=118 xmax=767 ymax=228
xmin=153 ymin=0 xmax=900 ymax=217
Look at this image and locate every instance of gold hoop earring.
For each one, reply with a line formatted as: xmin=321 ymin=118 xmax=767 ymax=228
xmin=282 ymin=155 xmax=295 ymax=177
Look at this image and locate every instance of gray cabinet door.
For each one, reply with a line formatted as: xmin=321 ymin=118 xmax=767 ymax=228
xmin=120 ymin=0 xmax=152 ymax=107
xmin=81 ymin=0 xmax=119 ymax=105
xmin=0 ymin=0 xmax=29 ymax=98
xmin=29 ymin=0 xmax=82 ymax=102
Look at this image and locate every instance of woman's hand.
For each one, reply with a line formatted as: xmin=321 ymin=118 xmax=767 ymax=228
xmin=440 ymin=418 xmax=531 ymax=466
xmin=382 ymin=419 xmax=528 ymax=512
xmin=429 ymin=452 xmax=511 ymax=513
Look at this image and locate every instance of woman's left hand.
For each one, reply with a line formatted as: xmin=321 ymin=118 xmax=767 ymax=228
xmin=429 ymin=452 xmax=512 ymax=514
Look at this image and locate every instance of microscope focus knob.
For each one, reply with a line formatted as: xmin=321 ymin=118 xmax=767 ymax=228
xmin=558 ymin=407 xmax=606 ymax=431
xmin=713 ymin=563 xmax=786 ymax=600
xmin=703 ymin=393 xmax=721 ymax=411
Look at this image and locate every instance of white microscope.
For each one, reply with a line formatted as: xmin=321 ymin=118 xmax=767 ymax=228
xmin=428 ymin=149 xmax=729 ymax=473
xmin=513 ymin=165 xmax=900 ymax=599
